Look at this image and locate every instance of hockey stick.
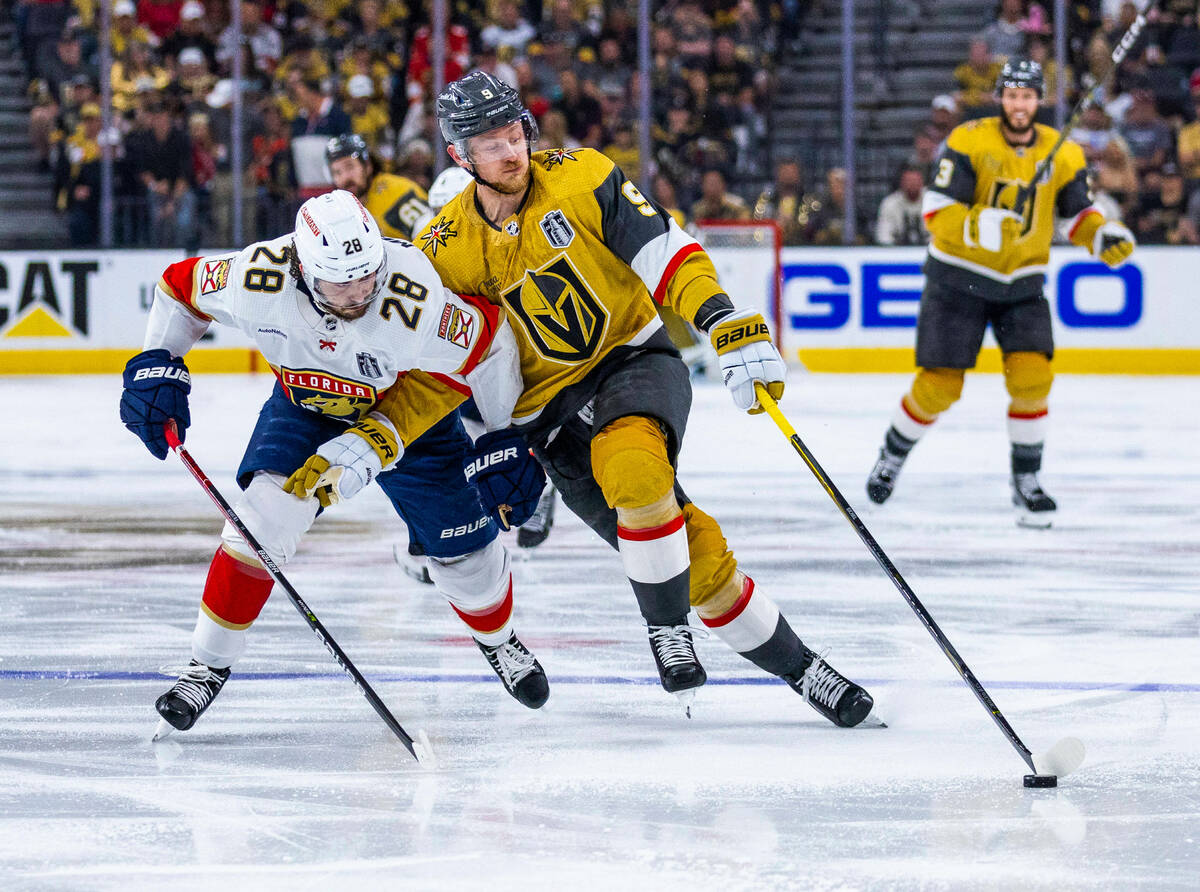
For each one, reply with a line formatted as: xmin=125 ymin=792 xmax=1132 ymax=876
xmin=163 ymin=422 xmax=432 ymax=763
xmin=1018 ymin=1 xmax=1156 ymax=217
xmin=753 ymin=385 xmax=1084 ymax=784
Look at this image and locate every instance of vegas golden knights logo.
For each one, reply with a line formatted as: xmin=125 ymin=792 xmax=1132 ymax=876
xmin=502 ymin=254 xmax=607 ymax=362
xmin=988 ymin=166 xmax=1051 ymax=236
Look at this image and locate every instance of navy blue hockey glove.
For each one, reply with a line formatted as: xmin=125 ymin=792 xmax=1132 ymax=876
xmin=119 ymin=348 xmax=192 ymax=460
xmin=464 ymin=429 xmax=546 ymax=530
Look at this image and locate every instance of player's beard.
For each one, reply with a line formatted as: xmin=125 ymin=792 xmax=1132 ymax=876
xmin=333 ymin=170 xmax=369 ymax=198
xmin=327 ymin=302 xmax=371 ymax=321
xmin=479 ymin=162 xmax=530 ymax=195
xmin=1000 ymin=107 xmax=1035 ymax=139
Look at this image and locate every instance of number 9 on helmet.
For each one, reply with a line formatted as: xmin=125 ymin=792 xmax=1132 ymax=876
xmin=293 ymin=190 xmax=386 ymax=315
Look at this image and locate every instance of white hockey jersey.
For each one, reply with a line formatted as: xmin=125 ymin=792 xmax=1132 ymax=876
xmin=151 ymin=234 xmax=511 ymax=445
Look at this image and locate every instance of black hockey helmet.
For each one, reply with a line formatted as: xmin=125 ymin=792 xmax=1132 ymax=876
xmin=995 ymin=58 xmax=1044 ymax=97
xmin=325 ymin=133 xmax=370 ymax=168
xmin=436 ymin=70 xmax=539 ymax=157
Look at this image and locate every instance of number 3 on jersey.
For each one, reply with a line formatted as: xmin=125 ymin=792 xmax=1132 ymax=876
xmin=379 ymin=272 xmax=428 ymax=329
xmin=933 ymin=158 xmax=954 ymax=189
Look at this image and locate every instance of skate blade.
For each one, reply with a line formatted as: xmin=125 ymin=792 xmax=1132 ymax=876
xmin=1015 ymin=509 xmax=1054 ymax=529
xmin=151 ymin=718 xmax=175 ymax=742
xmin=857 ymin=709 xmax=888 ymax=729
xmin=673 ymin=688 xmax=697 ymax=719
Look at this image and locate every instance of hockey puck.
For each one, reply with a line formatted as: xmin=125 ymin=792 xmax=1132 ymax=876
xmin=1023 ymin=774 xmax=1058 ymax=788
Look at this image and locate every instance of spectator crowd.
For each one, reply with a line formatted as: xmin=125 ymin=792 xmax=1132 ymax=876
xmin=12 ymin=0 xmax=1200 ymax=250
xmin=14 ymin=0 xmax=778 ymax=248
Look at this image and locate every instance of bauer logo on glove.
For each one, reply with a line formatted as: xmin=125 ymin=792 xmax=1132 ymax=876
xmin=708 ymin=308 xmax=786 ymax=414
xmin=463 ymin=430 xmax=546 ymax=529
xmin=713 ymin=318 xmax=771 ymax=351
xmin=119 ymin=348 xmax=192 ymax=460
xmin=465 ymin=445 xmax=522 ymax=482
xmin=283 ymin=412 xmax=402 ymax=505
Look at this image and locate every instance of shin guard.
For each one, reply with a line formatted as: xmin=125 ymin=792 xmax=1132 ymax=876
xmin=617 ymin=512 xmax=691 ymax=625
xmin=698 ymin=576 xmax=807 ymax=677
xmin=428 ymin=539 xmax=515 ymax=646
xmin=192 ymin=546 xmax=274 ymax=668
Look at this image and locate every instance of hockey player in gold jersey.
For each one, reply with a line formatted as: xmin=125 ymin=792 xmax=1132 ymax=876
xmin=866 ymin=58 xmax=1135 ymax=527
xmin=419 ymin=70 xmax=875 ymax=727
xmin=325 ymin=134 xmax=432 ymax=241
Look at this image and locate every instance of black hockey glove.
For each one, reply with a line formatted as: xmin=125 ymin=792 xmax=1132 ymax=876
xmin=464 ymin=429 xmax=546 ymax=530
xmin=120 ymin=348 xmax=191 ymax=459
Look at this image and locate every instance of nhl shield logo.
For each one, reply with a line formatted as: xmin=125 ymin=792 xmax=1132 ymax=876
xmin=539 ymin=210 xmax=574 ymax=249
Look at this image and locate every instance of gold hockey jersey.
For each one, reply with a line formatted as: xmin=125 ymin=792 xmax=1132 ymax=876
xmin=922 ymin=117 xmax=1106 ymax=299
xmin=416 ymin=148 xmax=726 ymax=424
xmin=363 ymin=173 xmax=432 ymax=241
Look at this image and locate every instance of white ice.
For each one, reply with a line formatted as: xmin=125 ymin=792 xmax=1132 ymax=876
xmin=1 ymin=373 xmax=1198 ymax=890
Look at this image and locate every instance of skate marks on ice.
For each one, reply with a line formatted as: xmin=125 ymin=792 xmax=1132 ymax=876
xmin=1 ymin=375 xmax=1199 ymax=888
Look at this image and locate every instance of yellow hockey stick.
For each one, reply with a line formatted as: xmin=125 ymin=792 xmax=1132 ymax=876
xmin=753 ymin=383 xmax=1084 ymax=786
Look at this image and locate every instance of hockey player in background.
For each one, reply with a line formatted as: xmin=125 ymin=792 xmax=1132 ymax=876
xmin=421 ymin=70 xmax=875 ymax=727
xmin=119 ymin=190 xmax=549 ymax=736
xmin=866 ymin=59 xmax=1136 ymax=528
xmin=325 ymin=133 xmax=432 ymax=241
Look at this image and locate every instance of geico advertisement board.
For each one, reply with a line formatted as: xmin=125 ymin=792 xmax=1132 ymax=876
xmin=0 ymin=250 xmax=257 ymax=373
xmin=772 ymin=246 xmax=1199 ymax=373
xmin=2 ymin=247 xmax=1197 ymax=374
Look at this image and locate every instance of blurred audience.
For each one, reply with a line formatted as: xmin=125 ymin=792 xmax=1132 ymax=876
xmin=18 ymin=0 xmax=1200 ymax=251
xmin=875 ymin=163 xmax=928 ymax=246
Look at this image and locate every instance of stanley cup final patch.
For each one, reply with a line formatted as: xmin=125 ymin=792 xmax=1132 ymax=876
xmin=539 ymin=210 xmax=575 ymax=249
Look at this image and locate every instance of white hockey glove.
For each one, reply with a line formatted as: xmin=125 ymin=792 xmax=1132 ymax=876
xmin=964 ymin=206 xmax=1022 ymax=252
xmin=708 ymin=308 xmax=786 ymax=414
xmin=283 ymin=413 xmax=402 ymax=507
xmin=1092 ymin=220 xmax=1135 ymax=268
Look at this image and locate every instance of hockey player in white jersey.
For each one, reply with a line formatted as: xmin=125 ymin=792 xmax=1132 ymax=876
xmin=119 ymin=190 xmax=549 ymax=735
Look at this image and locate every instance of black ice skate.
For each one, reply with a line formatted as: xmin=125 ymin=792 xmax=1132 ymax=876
xmin=866 ymin=446 xmax=908 ymax=505
xmin=1011 ymin=472 xmax=1056 ymax=528
xmin=153 ymin=659 xmax=231 ymax=738
xmin=517 ymin=485 xmax=556 ymax=549
xmin=647 ymin=622 xmax=707 ymax=714
xmin=783 ymin=647 xmax=875 ymax=728
xmin=478 ymin=632 xmax=550 ymax=708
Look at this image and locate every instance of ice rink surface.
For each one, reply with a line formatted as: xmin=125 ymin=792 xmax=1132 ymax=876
xmin=1 ymin=372 xmax=1197 ymax=891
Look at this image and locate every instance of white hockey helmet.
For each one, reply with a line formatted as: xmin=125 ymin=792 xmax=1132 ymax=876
xmin=294 ymin=190 xmax=386 ymax=309
xmin=427 ymin=165 xmax=475 ymax=212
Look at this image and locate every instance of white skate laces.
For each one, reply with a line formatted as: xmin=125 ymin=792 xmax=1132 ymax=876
xmin=800 ymin=649 xmax=850 ymax=712
xmin=648 ymin=623 xmax=709 ymax=669
xmin=159 ymin=662 xmax=227 ymax=713
xmin=486 ymin=637 xmax=538 ymax=686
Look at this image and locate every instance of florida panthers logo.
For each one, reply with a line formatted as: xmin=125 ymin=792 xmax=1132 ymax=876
xmin=501 ymin=254 xmax=607 ymax=363
xmin=281 ymin=368 xmax=377 ymax=420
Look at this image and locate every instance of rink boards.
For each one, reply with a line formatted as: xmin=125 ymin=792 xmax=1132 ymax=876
xmin=0 ymin=246 xmax=1197 ymax=374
